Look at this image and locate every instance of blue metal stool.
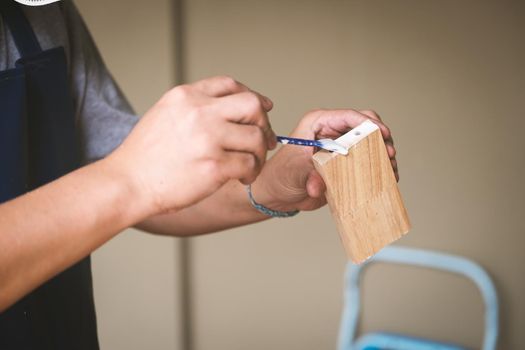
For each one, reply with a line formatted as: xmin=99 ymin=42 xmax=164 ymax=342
xmin=337 ymin=246 xmax=499 ymax=350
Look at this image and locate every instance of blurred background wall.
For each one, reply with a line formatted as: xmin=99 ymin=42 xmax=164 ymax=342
xmin=74 ymin=0 xmax=183 ymax=349
xmin=76 ymin=0 xmax=524 ymax=349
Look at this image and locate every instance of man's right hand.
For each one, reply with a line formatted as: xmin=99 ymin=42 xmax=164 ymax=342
xmin=108 ymin=76 xmax=276 ymax=215
xmin=0 ymin=76 xmax=275 ymax=311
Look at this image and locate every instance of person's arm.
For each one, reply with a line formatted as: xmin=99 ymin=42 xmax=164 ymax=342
xmin=0 ymin=76 xmax=274 ymax=312
xmin=136 ymin=179 xmax=272 ymax=236
xmin=138 ymin=108 xmax=398 ymax=236
xmin=0 ymin=158 xmax=149 ymax=312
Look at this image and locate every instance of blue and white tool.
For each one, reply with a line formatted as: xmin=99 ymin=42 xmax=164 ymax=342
xmin=276 ymin=120 xmax=381 ymax=156
xmin=276 ymin=136 xmax=349 ymax=155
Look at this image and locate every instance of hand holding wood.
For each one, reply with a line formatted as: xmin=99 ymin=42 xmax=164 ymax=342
xmin=312 ymin=120 xmax=411 ymax=263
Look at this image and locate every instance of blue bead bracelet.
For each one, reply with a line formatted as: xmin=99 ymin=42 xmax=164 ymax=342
xmin=246 ymin=184 xmax=299 ymax=218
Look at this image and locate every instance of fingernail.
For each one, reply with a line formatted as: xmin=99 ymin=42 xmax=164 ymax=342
xmin=263 ymin=96 xmax=273 ymax=110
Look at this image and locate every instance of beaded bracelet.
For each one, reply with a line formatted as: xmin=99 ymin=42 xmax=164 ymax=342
xmin=246 ymin=184 xmax=300 ymax=218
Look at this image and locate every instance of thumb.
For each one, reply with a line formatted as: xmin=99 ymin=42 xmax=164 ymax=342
xmin=305 ymin=169 xmax=326 ymax=198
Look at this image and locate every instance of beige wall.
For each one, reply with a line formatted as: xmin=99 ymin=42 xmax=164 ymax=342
xmin=185 ymin=1 xmax=524 ymax=349
xmin=76 ymin=0 xmax=524 ymax=349
xmin=74 ymin=1 xmax=183 ymax=350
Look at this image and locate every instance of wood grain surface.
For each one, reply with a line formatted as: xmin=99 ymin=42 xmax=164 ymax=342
xmin=312 ymin=122 xmax=411 ymax=263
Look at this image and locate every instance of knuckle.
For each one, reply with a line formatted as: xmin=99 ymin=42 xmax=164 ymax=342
xmin=192 ymin=143 xmax=208 ymax=159
xmin=202 ymin=158 xmax=221 ymax=176
xmin=361 ymin=109 xmax=381 ymax=119
xmin=196 ymin=143 xmax=211 ymax=158
xmin=170 ymin=84 xmax=192 ymax=100
xmin=192 ymin=131 xmax=217 ymax=156
xmin=188 ymin=104 xmax=211 ymax=122
xmin=243 ymin=92 xmax=263 ymax=113
xmin=304 ymin=108 xmax=326 ymax=122
xmin=187 ymin=108 xmax=202 ymax=123
xmin=200 ymin=136 xmax=219 ymax=155
xmin=300 ymin=109 xmax=324 ymax=128
xmin=218 ymin=75 xmax=239 ymax=90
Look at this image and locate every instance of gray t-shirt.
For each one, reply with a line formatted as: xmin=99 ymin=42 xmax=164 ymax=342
xmin=0 ymin=1 xmax=138 ymax=163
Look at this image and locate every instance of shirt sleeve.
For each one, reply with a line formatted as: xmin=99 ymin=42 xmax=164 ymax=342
xmin=61 ymin=1 xmax=139 ymax=164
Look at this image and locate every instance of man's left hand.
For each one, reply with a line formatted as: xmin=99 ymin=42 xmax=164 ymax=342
xmin=252 ymin=109 xmax=398 ymax=213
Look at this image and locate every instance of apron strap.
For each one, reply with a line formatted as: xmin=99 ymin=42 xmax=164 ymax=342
xmin=0 ymin=1 xmax=42 ymax=57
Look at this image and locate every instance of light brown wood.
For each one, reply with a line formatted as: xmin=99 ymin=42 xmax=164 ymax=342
xmin=312 ymin=121 xmax=411 ymax=263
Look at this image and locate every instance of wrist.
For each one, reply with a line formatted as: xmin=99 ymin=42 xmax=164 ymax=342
xmin=246 ymin=184 xmax=299 ymax=218
xmin=250 ymin=175 xmax=296 ymax=213
xmin=99 ymin=153 xmax=157 ymax=222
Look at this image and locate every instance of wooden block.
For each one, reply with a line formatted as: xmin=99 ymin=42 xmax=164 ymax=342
xmin=312 ymin=120 xmax=411 ymax=263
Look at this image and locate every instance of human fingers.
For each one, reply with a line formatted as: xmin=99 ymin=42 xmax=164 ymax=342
xmin=354 ymin=109 xmax=392 ymax=142
xmin=359 ymin=109 xmax=394 ymax=144
xmin=391 ymin=158 xmax=399 ymax=182
xmin=359 ymin=109 xmax=383 ymax=121
xmin=218 ymin=151 xmax=261 ymax=185
xmin=191 ymin=75 xmax=249 ymax=97
xmin=384 ymin=139 xmax=396 ymax=159
xmin=219 ymin=124 xmax=268 ymax=170
xmin=215 ymin=91 xmax=276 ymax=148
xmin=308 ymin=109 xmax=389 ymax=141
xmin=306 ymin=109 xmax=399 ymax=179
xmin=312 ymin=109 xmax=395 ymax=158
xmin=358 ymin=110 xmax=399 ymax=180
xmin=305 ymin=169 xmax=326 ymax=199
xmin=316 ymin=109 xmax=391 ymax=141
xmin=191 ymin=76 xmax=273 ymax=111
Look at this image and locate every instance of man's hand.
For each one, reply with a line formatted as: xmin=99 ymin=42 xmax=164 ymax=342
xmin=110 ymin=76 xmax=277 ymax=215
xmin=252 ymin=109 xmax=398 ymax=212
xmin=0 ymin=76 xmax=279 ymax=311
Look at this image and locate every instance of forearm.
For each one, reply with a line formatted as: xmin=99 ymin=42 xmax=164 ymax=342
xmin=0 ymin=158 xmax=149 ymax=311
xmin=136 ymin=145 xmax=319 ymax=237
xmin=137 ymin=179 xmax=276 ymax=236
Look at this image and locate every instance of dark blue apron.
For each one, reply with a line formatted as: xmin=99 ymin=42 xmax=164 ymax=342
xmin=0 ymin=2 xmax=99 ymax=349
